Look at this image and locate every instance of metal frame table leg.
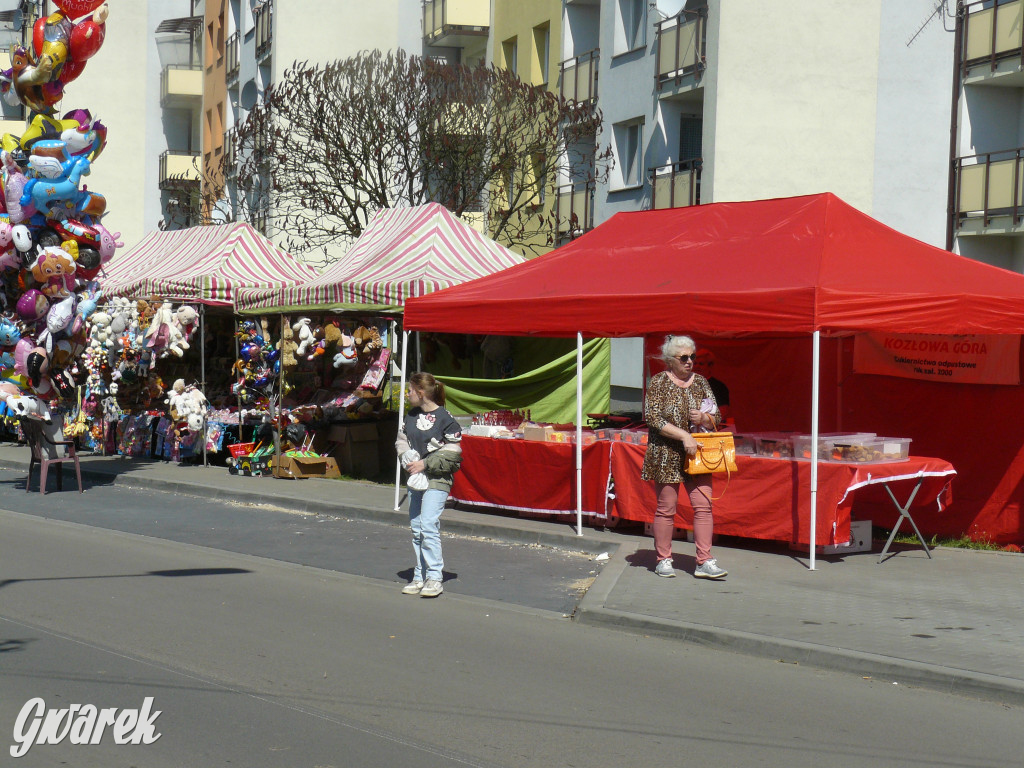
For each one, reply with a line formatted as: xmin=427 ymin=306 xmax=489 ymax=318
xmin=878 ymin=478 xmax=932 ymax=563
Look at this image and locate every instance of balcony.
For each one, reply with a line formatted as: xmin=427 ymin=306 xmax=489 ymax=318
xmin=159 ymin=150 xmax=201 ymax=190
xmin=960 ymin=0 xmax=1024 ymax=84
xmin=648 ymin=159 xmax=701 ymax=210
xmin=226 ymin=31 xmax=239 ymax=82
xmin=559 ymin=49 xmax=598 ymax=104
xmin=422 ymin=0 xmax=489 ymax=49
xmin=160 ymin=64 xmax=202 ymax=108
xmin=656 ymin=7 xmax=707 ymax=93
xmin=955 ymin=147 xmax=1024 ymax=233
xmin=254 ymin=2 xmax=272 ymax=60
xmin=555 ymin=180 xmax=595 ymax=236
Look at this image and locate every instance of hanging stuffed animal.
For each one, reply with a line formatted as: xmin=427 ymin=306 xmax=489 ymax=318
xmin=333 ymin=328 xmax=357 ymax=368
xmin=292 ymin=317 xmax=316 ymax=357
xmin=277 ymin=322 xmax=298 ymax=370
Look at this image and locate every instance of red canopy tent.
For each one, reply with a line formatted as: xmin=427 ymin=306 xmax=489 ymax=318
xmin=405 ymin=193 xmax=1024 ymax=553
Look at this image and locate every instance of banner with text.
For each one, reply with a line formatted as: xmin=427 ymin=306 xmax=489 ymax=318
xmin=853 ymin=333 xmax=1020 ymax=385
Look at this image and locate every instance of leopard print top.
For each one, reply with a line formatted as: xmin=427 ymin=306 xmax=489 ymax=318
xmin=641 ymin=371 xmax=720 ymax=483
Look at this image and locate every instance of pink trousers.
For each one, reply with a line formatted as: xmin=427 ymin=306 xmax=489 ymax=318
xmin=652 ymin=479 xmax=714 ymax=565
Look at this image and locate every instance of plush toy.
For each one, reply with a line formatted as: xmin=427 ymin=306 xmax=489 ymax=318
xmin=292 ymin=317 xmax=315 ymax=357
xmin=87 ymin=308 xmax=115 ymax=350
xmin=277 ymin=322 xmax=298 ymax=370
xmin=175 ymin=305 xmax=198 ymax=337
xmin=144 ymin=301 xmax=173 ymax=353
xmin=333 ymin=329 xmax=357 ymax=368
xmin=135 ymin=298 xmax=154 ymax=330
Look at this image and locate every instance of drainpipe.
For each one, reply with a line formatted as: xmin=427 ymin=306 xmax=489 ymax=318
xmin=946 ymin=2 xmax=965 ymax=253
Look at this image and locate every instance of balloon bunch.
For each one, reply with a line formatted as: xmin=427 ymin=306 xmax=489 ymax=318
xmin=232 ymin=319 xmax=281 ymax=406
xmin=0 ymin=2 xmax=119 ymax=424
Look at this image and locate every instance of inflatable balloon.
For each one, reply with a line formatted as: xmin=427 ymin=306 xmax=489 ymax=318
xmin=16 ymin=289 xmax=48 ymax=323
xmin=54 ymin=1 xmax=107 ymax=18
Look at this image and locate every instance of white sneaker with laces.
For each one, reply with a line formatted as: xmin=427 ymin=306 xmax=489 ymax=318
xmin=401 ymin=580 xmax=424 ymax=595
xmin=693 ymin=559 xmax=728 ymax=579
xmin=419 ymin=578 xmax=444 ymax=598
xmin=654 ymin=558 xmax=676 ymax=578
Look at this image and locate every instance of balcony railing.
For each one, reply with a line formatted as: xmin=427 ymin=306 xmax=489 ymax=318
xmin=649 ymin=159 xmax=701 ymax=210
xmin=422 ymin=0 xmax=489 ymax=48
xmin=961 ymin=0 xmax=1024 ymax=75
xmin=255 ymin=2 xmax=273 ymax=60
xmin=559 ymin=48 xmax=599 ymax=104
xmin=955 ymin=147 xmax=1024 ymax=227
xmin=656 ymin=7 xmax=707 ymax=90
xmin=159 ymin=150 xmax=201 ymax=190
xmin=555 ymin=180 xmax=595 ymax=235
xmin=226 ymin=31 xmax=239 ymax=81
xmin=160 ymin=64 xmax=202 ymax=107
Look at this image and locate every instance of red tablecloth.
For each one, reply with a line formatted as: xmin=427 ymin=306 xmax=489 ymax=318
xmin=451 ymin=435 xmax=614 ymax=516
xmin=610 ymin=443 xmax=956 ymax=546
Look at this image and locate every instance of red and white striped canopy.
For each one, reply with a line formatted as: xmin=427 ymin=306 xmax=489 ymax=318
xmin=234 ymin=203 xmax=525 ymax=314
xmin=101 ymin=223 xmax=320 ymax=306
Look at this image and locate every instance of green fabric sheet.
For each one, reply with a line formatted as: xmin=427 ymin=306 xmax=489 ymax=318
xmin=433 ymin=337 xmax=610 ymax=424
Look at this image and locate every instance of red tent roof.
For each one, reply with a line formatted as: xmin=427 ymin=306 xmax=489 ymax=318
xmin=404 ymin=193 xmax=1024 ymax=337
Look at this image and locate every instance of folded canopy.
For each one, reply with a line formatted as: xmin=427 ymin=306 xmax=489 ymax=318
xmin=234 ymin=203 xmax=525 ymax=314
xmin=404 ymin=193 xmax=1024 ymax=337
xmin=101 ymin=223 xmax=320 ymax=306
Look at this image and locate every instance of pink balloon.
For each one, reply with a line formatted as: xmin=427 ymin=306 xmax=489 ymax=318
xmin=13 ymin=337 xmax=34 ymax=375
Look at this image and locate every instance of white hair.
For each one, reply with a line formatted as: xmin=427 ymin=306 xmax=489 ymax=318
xmin=661 ymin=335 xmax=696 ymax=362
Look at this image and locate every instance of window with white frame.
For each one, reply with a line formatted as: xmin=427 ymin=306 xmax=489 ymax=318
xmin=616 ymin=0 xmax=646 ymax=53
xmin=613 ymin=119 xmax=644 ymax=188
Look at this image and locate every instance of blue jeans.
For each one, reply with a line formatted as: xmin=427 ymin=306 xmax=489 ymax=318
xmin=409 ymin=488 xmax=447 ymax=582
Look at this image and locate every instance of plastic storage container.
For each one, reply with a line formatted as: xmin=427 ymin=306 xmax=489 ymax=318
xmin=828 ymin=436 xmax=910 ymax=463
xmin=755 ymin=434 xmax=795 ymax=459
xmin=792 ymin=432 xmax=876 ymax=461
xmin=876 ymin=437 xmax=912 ymax=461
xmin=733 ymin=434 xmax=757 ymax=455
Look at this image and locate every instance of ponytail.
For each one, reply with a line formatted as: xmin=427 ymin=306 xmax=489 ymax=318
xmin=409 ymin=372 xmax=446 ymax=407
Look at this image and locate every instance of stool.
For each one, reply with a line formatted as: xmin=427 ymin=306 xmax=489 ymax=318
xmin=23 ymin=419 xmax=83 ymax=495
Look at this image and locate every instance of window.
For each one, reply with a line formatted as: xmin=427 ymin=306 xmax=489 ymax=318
xmin=613 ymin=119 xmax=644 ymax=188
xmin=502 ymin=37 xmax=518 ymax=75
xmin=532 ymin=23 xmax=550 ymax=85
xmin=617 ymin=0 xmax=646 ymax=53
xmin=679 ymin=115 xmax=702 ymax=167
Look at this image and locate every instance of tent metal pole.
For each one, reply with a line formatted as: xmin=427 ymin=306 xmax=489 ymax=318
xmin=394 ymin=328 xmax=409 ymax=512
xmin=576 ymin=332 xmax=584 ymax=536
xmin=201 ymin=303 xmax=207 ymax=467
xmin=810 ymin=330 xmax=820 ymax=572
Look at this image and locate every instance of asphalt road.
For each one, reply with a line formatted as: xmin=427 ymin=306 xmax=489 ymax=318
xmin=1 ymin=497 xmax=1022 ymax=767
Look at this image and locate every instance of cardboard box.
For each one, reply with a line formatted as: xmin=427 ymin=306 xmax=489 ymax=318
xmin=324 ymin=422 xmax=380 ymax=477
xmin=523 ymin=425 xmax=554 ymax=442
xmin=271 ymin=455 xmax=341 ymax=479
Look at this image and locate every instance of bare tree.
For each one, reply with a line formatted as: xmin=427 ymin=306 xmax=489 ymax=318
xmin=164 ymin=51 xmax=612 ymax=264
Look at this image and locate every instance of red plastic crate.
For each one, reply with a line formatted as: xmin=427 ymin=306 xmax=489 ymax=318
xmin=228 ymin=442 xmax=255 ymax=458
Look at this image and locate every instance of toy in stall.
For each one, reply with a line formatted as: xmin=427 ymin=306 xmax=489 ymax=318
xmin=333 ymin=328 xmax=357 ymax=367
xmin=277 ymin=322 xmax=298 ymax=370
xmin=292 ymin=317 xmax=316 ymax=357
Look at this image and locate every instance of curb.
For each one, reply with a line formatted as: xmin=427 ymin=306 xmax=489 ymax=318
xmin=0 ymin=458 xmax=617 ymax=556
xmin=575 ymin=546 xmax=1024 ymax=706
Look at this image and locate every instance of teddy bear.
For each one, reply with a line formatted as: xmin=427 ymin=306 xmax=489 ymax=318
xmin=87 ymin=309 xmax=115 ymax=351
xmin=277 ymin=322 xmax=298 ymax=370
xmin=175 ymin=305 xmax=198 ymax=340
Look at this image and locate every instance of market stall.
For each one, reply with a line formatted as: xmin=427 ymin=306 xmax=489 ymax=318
xmin=233 ymin=203 xmax=526 ymax=480
xmin=96 ymin=222 xmax=320 ymax=461
xmin=405 ymin=193 xmax=1024 ymax=556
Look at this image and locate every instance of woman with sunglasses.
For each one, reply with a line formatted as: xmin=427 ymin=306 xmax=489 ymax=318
xmin=641 ymin=335 xmax=728 ymax=579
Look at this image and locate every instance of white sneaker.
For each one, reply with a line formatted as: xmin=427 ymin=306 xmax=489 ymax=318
xmin=401 ymin=580 xmax=424 ymax=595
xmin=419 ymin=578 xmax=444 ymax=598
xmin=694 ymin=559 xmax=728 ymax=579
xmin=654 ymin=558 xmax=675 ymax=578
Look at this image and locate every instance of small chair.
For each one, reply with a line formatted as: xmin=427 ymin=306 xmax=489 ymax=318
xmin=23 ymin=420 xmax=83 ymax=495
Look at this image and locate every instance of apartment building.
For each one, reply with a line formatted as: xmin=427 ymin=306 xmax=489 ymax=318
xmin=556 ymin=0 xmax=955 ymax=402
xmin=950 ymin=0 xmax=1024 ymax=271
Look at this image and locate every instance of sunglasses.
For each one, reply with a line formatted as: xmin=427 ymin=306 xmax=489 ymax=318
xmin=674 ymin=354 xmax=697 ymax=363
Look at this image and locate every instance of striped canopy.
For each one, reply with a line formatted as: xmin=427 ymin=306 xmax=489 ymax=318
xmin=100 ymin=223 xmax=320 ymax=306
xmin=233 ymin=203 xmax=525 ymax=315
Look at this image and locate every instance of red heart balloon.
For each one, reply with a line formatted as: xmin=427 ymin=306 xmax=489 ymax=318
xmin=69 ymin=20 xmax=105 ymax=62
xmin=58 ymin=60 xmax=85 ymax=85
xmin=53 ymin=1 xmax=106 ymax=18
